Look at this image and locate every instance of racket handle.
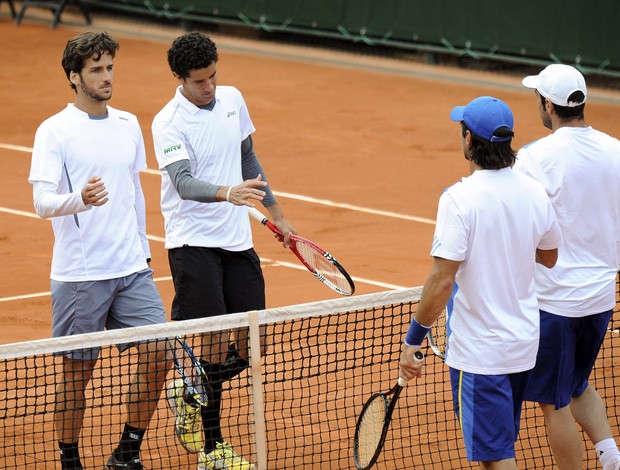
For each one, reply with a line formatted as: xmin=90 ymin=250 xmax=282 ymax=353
xmin=248 ymin=207 xmax=267 ymax=224
xmin=399 ymin=351 xmax=424 ymax=387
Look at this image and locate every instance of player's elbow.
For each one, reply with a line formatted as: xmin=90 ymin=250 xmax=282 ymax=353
xmin=32 ymin=199 xmax=52 ymax=219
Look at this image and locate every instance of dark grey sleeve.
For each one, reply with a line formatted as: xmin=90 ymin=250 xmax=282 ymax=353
xmin=165 ymin=159 xmax=220 ymax=203
xmin=241 ymin=135 xmax=277 ymax=207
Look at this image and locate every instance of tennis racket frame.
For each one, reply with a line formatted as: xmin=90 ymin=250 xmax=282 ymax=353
xmin=426 ymin=307 xmax=448 ymax=359
xmin=170 ymin=335 xmax=210 ymax=407
xmin=247 ymin=207 xmax=355 ymax=296
xmin=353 ymin=350 xmax=424 ymax=469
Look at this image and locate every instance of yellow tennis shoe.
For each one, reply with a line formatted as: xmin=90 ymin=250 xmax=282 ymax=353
xmin=166 ymin=379 xmax=203 ymax=453
xmin=197 ymin=441 xmax=255 ymax=470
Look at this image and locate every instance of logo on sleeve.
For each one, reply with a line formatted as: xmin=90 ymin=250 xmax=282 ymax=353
xmin=164 ymin=144 xmax=182 ymax=154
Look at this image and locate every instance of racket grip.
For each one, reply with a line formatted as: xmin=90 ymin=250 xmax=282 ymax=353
xmin=247 ymin=207 xmax=267 ymax=224
xmin=399 ymin=350 xmax=425 ymax=387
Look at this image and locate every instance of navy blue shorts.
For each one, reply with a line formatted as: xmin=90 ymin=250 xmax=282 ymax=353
xmin=168 ymin=246 xmax=265 ymax=320
xmin=450 ymin=368 xmax=531 ymax=462
xmin=524 ymin=309 xmax=612 ymax=409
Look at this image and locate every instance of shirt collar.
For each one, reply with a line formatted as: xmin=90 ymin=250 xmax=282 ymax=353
xmin=174 ymin=86 xmax=217 ymax=114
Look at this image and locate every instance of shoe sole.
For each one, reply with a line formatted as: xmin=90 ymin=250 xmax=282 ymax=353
xmin=197 ymin=463 xmax=256 ymax=470
xmin=197 ymin=454 xmax=256 ymax=470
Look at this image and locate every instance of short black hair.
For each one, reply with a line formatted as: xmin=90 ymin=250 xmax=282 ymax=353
xmin=167 ymin=32 xmax=218 ymax=79
xmin=461 ymin=122 xmax=516 ymax=169
xmin=61 ymin=32 xmax=119 ymax=92
xmin=540 ymin=91 xmax=585 ymax=120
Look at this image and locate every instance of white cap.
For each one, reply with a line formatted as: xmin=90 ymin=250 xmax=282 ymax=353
xmin=522 ymin=64 xmax=587 ymax=107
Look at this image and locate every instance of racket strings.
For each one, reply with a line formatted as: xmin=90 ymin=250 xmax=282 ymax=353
xmin=173 ymin=339 xmax=210 ymax=406
xmin=293 ymin=240 xmax=353 ymax=294
xmin=355 ymin=395 xmax=388 ymax=468
xmin=428 ymin=310 xmax=447 ymax=358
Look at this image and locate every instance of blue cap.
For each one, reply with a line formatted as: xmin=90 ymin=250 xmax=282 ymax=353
xmin=450 ymin=96 xmax=514 ymax=143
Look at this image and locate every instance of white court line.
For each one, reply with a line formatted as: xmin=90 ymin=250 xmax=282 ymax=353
xmin=0 ymin=207 xmax=405 ymax=303
xmin=0 ymin=206 xmax=42 ymax=219
xmin=143 ymin=168 xmax=436 ymax=224
xmin=256 ymin=258 xmax=406 ymax=290
xmin=1 ymin=142 xmax=418 ymax=297
xmin=0 ymin=276 xmax=171 ymax=303
xmin=0 ymin=143 xmax=33 ymax=153
xmin=0 ymin=269 xmax=403 ymax=303
xmin=144 ymin=227 xmax=404 ymax=289
xmin=2 ymin=145 xmax=436 ymax=225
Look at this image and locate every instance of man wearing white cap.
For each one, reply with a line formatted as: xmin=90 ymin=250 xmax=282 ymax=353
xmin=515 ymin=64 xmax=620 ymax=470
xmin=400 ymin=96 xmax=561 ymax=468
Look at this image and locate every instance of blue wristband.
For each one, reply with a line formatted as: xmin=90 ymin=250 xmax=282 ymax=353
xmin=404 ymin=318 xmax=431 ymax=346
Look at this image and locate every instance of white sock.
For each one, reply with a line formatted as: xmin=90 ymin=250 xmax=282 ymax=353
xmin=595 ymin=438 xmax=620 ymax=470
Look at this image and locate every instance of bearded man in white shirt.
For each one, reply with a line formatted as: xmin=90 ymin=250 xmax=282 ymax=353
xmin=28 ymin=31 xmax=169 ymax=470
xmin=515 ymin=64 xmax=620 ymax=470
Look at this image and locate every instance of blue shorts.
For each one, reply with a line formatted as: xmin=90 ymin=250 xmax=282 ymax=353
xmin=449 ymin=368 xmax=531 ymax=462
xmin=50 ymin=268 xmax=167 ymax=359
xmin=524 ymin=309 xmax=612 ymax=409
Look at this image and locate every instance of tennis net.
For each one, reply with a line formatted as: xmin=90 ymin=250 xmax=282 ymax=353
xmin=0 ymin=281 xmax=618 ymax=469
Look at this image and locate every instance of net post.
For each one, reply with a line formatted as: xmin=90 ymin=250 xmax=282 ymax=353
xmin=248 ymin=310 xmax=267 ymax=469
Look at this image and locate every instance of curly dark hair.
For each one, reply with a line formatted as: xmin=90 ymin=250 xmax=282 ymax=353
xmin=461 ymin=122 xmax=516 ymax=169
xmin=167 ymin=32 xmax=218 ymax=79
xmin=61 ymin=32 xmax=119 ymax=92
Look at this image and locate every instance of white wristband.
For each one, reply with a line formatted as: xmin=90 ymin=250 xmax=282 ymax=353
xmin=225 ymin=186 xmax=233 ymax=202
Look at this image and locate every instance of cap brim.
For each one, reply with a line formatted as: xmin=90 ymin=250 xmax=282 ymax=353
xmin=449 ymin=106 xmax=465 ymax=122
xmin=522 ymin=75 xmax=540 ymax=89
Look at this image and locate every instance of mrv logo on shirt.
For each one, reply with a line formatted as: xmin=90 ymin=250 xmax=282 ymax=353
xmin=164 ymin=144 xmax=182 ymax=154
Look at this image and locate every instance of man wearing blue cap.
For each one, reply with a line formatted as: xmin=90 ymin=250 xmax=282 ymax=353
xmin=515 ymin=64 xmax=620 ymax=470
xmin=399 ymin=96 xmax=562 ymax=468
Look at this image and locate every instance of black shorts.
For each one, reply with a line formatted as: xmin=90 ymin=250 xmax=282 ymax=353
xmin=168 ymin=245 xmax=265 ymax=320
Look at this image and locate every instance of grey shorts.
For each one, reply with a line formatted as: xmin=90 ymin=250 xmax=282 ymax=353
xmin=51 ymin=268 xmax=167 ymax=359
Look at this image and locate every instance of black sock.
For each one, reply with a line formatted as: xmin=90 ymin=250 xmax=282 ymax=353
xmin=115 ymin=423 xmax=146 ymax=461
xmin=58 ymin=441 xmax=82 ymax=469
xmin=224 ymin=343 xmax=250 ymax=380
xmin=199 ymin=361 xmax=224 ymax=453
xmin=203 ymin=350 xmax=249 ymax=383
xmin=198 ymin=349 xmax=249 ymax=453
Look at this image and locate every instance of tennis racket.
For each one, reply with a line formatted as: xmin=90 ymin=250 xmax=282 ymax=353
xmin=427 ymin=307 xmax=447 ymax=359
xmin=169 ymin=336 xmax=211 ymax=407
xmin=248 ymin=207 xmax=355 ymax=296
xmin=353 ymin=351 xmax=424 ymax=470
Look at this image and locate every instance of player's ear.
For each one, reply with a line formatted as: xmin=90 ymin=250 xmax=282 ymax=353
xmin=461 ymin=129 xmax=472 ymax=160
xmin=542 ymin=97 xmax=553 ymax=113
xmin=69 ymin=71 xmax=80 ymax=86
xmin=464 ymin=129 xmax=473 ymax=148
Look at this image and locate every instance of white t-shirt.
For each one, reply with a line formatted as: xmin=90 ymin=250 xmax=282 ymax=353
xmin=515 ymin=126 xmax=620 ymax=317
xmin=152 ymin=86 xmax=256 ymax=251
xmin=28 ymin=104 xmax=149 ymax=281
xmin=434 ymin=168 xmax=562 ymax=374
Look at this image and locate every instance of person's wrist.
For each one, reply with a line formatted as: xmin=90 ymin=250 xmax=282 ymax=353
xmin=404 ymin=318 xmax=430 ymax=346
xmin=225 ymin=186 xmax=233 ymax=202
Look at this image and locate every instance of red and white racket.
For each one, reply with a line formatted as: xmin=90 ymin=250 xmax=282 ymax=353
xmin=248 ymin=207 xmax=355 ymax=296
